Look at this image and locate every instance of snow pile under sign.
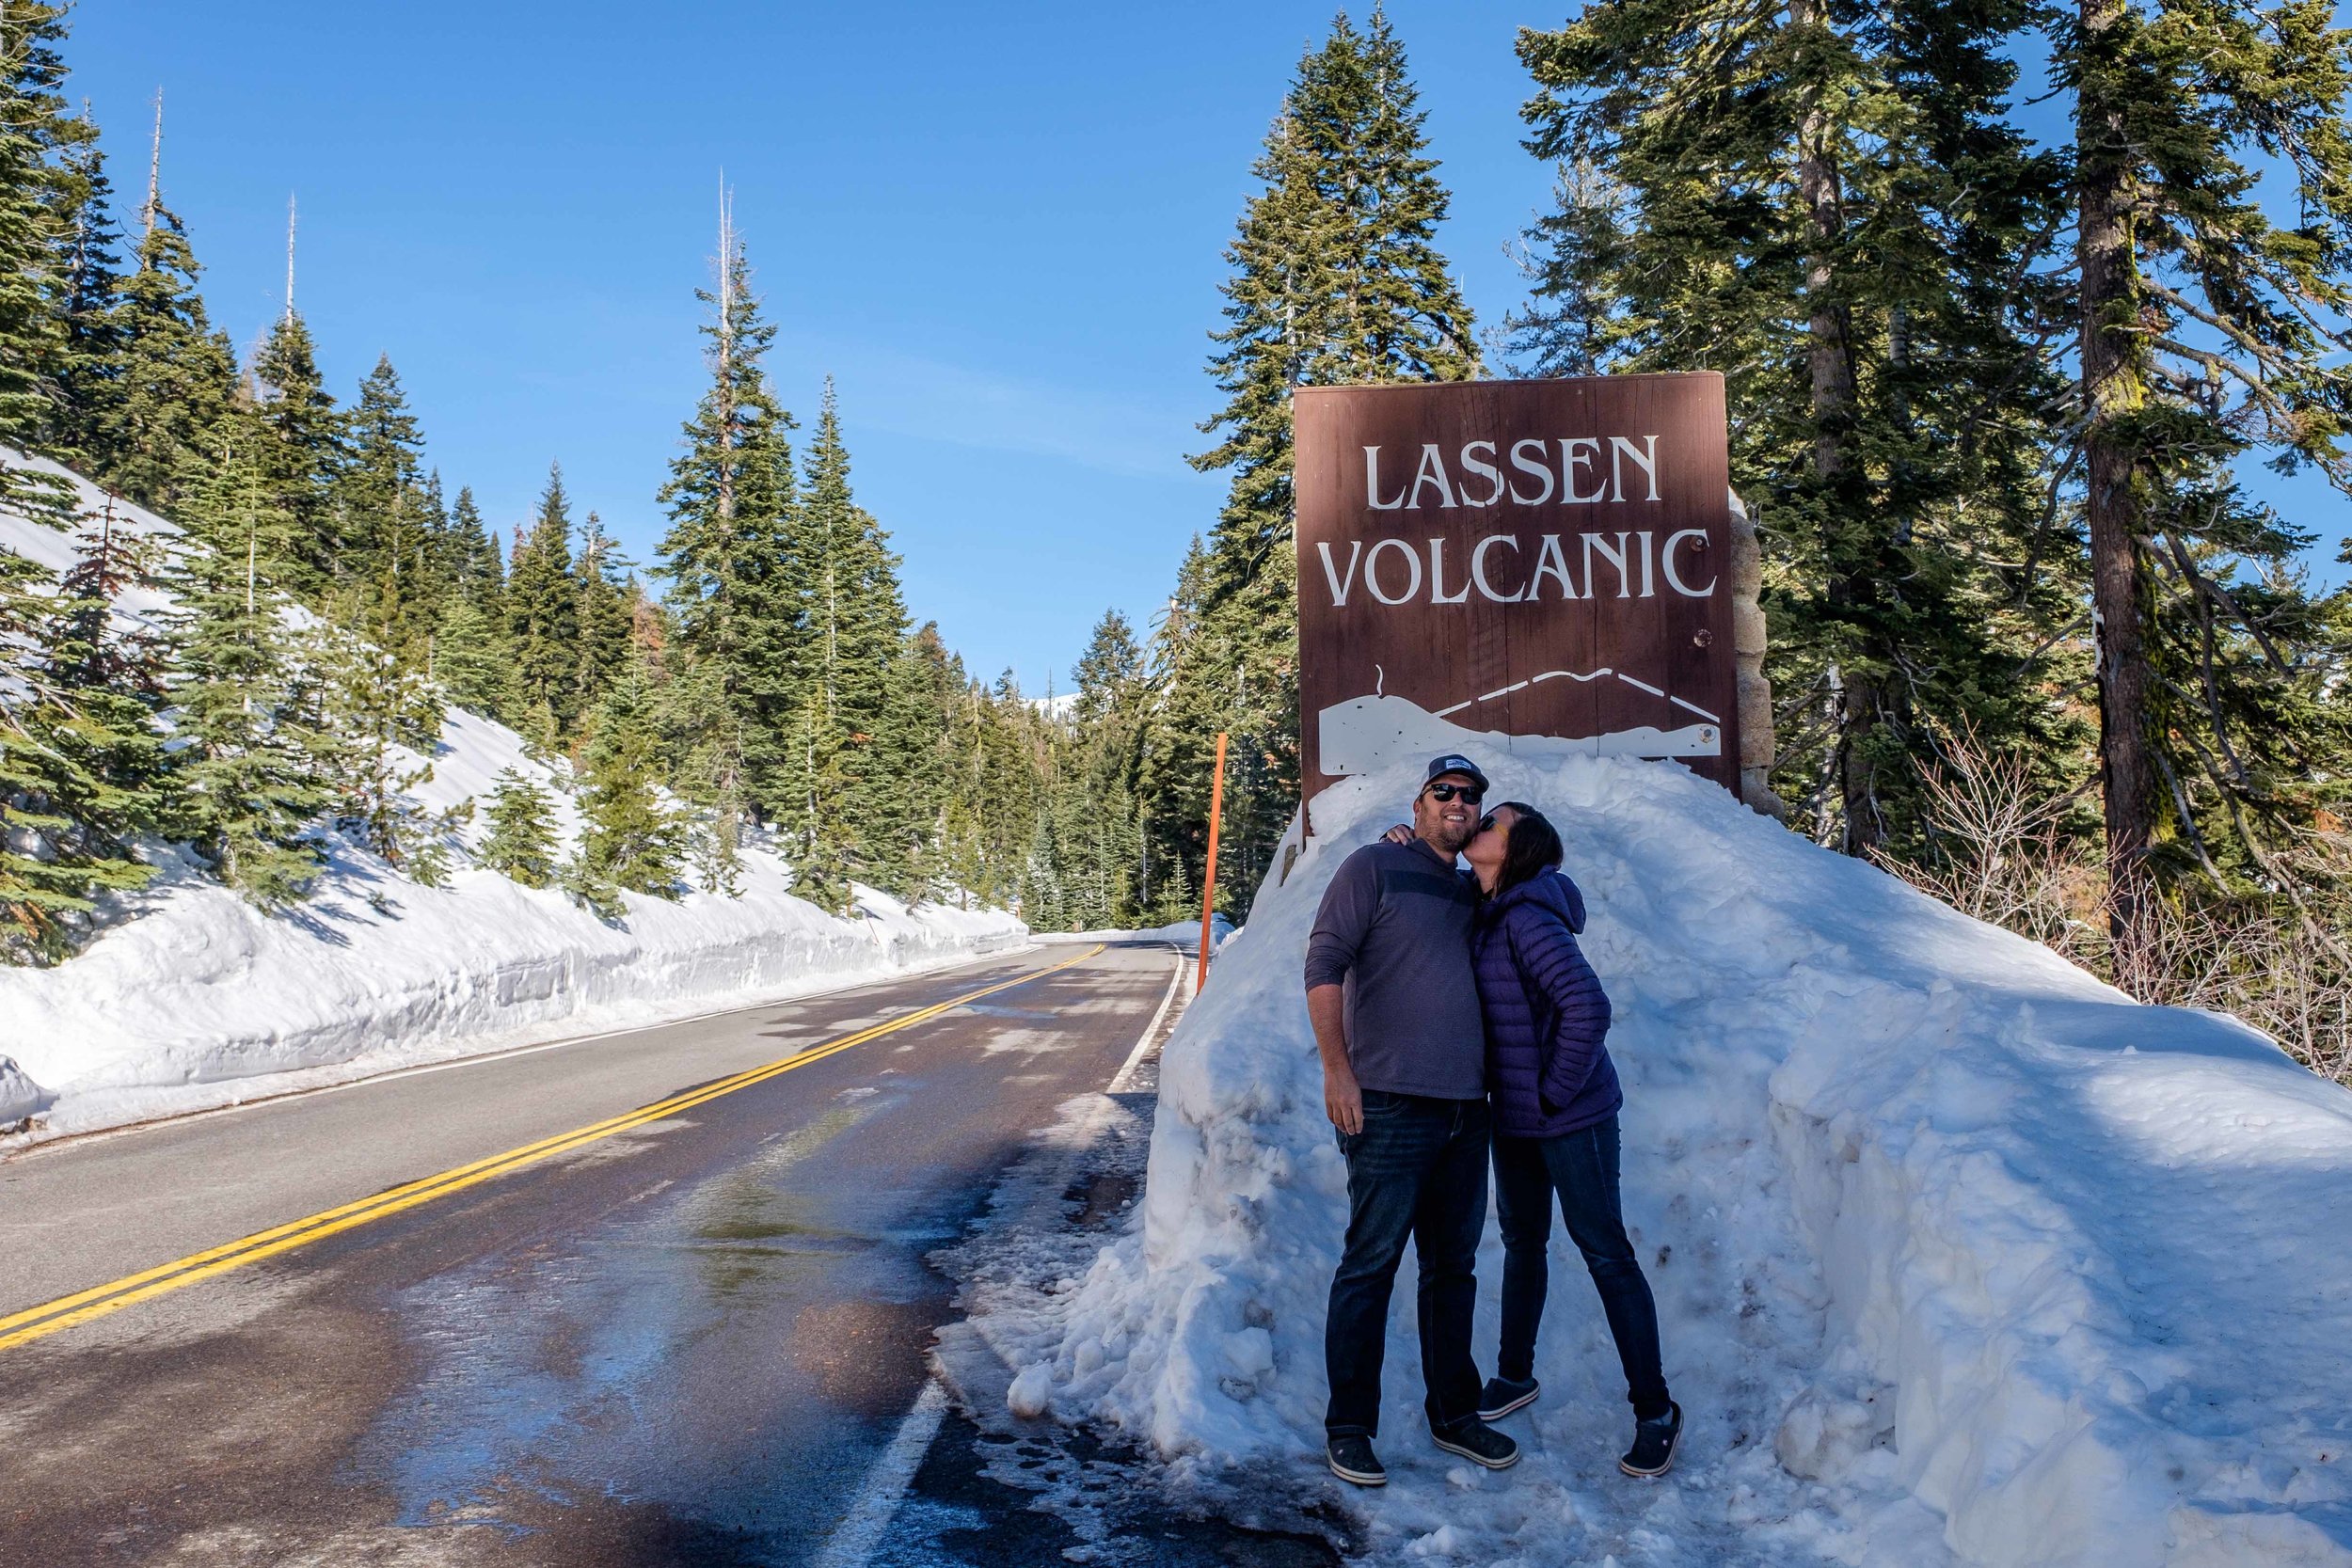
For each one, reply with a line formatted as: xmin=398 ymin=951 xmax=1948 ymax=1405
xmin=1001 ymin=752 xmax=2352 ymax=1567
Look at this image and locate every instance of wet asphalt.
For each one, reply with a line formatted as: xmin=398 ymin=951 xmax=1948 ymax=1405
xmin=0 ymin=942 xmax=1190 ymax=1566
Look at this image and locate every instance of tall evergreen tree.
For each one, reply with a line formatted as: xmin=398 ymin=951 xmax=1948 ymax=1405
xmin=2059 ymin=0 xmax=2352 ymax=923
xmin=576 ymin=654 xmax=684 ymax=899
xmin=163 ymin=439 xmax=328 ymax=908
xmin=47 ymin=120 xmax=122 ymax=471
xmin=506 ymin=464 xmax=581 ymax=737
xmin=247 ymin=309 xmax=342 ymax=597
xmin=655 ymin=220 xmax=803 ymax=826
xmin=311 ymin=596 xmax=440 ymax=868
xmin=1164 ymin=5 xmax=1480 ymax=900
xmin=95 ymin=170 xmax=236 ymax=514
xmin=795 ymin=380 xmax=925 ymax=894
xmin=785 ymin=685 xmax=858 ymax=915
xmin=335 ymin=355 xmax=434 ymax=635
xmin=572 ymin=512 xmax=634 ymax=717
xmin=0 ymin=502 xmax=170 ymax=959
xmin=446 ymin=485 xmax=501 ymax=607
xmin=1514 ymin=0 xmax=2077 ymax=856
xmin=0 ymin=0 xmax=75 ymax=527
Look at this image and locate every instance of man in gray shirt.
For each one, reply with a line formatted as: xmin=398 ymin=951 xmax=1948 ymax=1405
xmin=1306 ymin=754 xmax=1518 ymax=1486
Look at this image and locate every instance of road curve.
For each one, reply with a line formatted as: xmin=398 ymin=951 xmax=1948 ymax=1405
xmin=0 ymin=941 xmax=1180 ymax=1566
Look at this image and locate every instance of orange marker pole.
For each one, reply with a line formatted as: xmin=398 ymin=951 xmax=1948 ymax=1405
xmin=1197 ymin=731 xmax=1229 ymax=992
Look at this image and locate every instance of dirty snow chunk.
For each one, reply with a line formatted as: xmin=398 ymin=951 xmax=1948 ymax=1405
xmin=1006 ymin=751 xmax=2352 ymax=1566
xmin=0 ymin=1057 xmax=52 ymax=1127
xmin=1009 ymin=1361 xmax=1055 ymax=1418
xmin=1776 ymin=1385 xmax=1894 ymax=1483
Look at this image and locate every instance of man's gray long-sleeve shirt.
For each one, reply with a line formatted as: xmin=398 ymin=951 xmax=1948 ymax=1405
xmin=1304 ymin=837 xmax=1485 ymax=1100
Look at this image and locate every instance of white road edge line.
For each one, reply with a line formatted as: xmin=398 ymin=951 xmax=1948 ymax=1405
xmin=811 ymin=1377 xmax=949 ymax=1568
xmin=1107 ymin=947 xmax=1185 ymax=1095
xmin=817 ymin=944 xmax=1183 ymax=1567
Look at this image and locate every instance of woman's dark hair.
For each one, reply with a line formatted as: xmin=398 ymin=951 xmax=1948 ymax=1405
xmin=1491 ymin=801 xmax=1564 ymax=897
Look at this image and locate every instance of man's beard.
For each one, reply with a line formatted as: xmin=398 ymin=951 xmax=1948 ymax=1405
xmin=1425 ymin=818 xmax=1475 ymax=856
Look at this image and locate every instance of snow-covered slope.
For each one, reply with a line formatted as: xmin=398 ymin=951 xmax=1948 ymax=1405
xmin=0 ymin=455 xmax=1027 ymax=1143
xmin=991 ymin=753 xmax=2352 ymax=1567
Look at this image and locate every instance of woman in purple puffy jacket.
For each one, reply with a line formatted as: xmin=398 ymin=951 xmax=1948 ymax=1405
xmin=1463 ymin=802 xmax=1680 ymax=1478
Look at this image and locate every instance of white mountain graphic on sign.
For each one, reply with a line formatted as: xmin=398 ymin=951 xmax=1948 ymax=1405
xmin=1318 ymin=671 xmax=1720 ymax=782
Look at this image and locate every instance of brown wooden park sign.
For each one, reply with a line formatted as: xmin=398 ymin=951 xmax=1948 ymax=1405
xmin=1294 ymin=373 xmax=1757 ymax=830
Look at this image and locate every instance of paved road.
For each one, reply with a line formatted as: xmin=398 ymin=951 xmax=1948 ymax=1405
xmin=0 ymin=942 xmax=1183 ymax=1566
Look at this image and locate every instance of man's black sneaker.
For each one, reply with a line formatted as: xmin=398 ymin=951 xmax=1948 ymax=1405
xmin=1431 ymin=1418 xmax=1520 ymax=1470
xmin=1619 ymin=1401 xmax=1683 ymax=1477
xmin=1327 ymin=1434 xmax=1387 ymax=1487
xmin=1476 ymin=1375 xmax=1540 ymax=1422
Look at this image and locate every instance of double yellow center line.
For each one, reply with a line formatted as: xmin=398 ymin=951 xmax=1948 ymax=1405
xmin=0 ymin=944 xmax=1104 ymax=1354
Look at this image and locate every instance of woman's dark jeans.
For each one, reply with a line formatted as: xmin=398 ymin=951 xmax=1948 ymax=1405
xmin=1325 ymin=1089 xmax=1489 ymax=1439
xmin=1491 ymin=1113 xmax=1671 ymax=1420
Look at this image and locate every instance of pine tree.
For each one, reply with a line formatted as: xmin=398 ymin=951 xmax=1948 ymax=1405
xmin=795 ymin=380 xmax=925 ymax=894
xmin=95 ymin=172 xmax=237 ymax=514
xmin=1166 ymin=6 xmax=1480 ymax=895
xmin=785 ymin=685 xmax=858 ymax=916
xmin=478 ymin=768 xmax=559 ymax=888
xmin=577 ymin=655 xmax=685 ymax=898
xmin=572 ymin=512 xmax=633 ymax=717
xmin=655 ymin=218 xmax=804 ymax=825
xmin=2059 ymin=0 xmax=2352 ymax=923
xmin=507 ymin=464 xmax=582 ymax=734
xmin=0 ymin=1 xmax=75 ymax=529
xmin=163 ymin=442 xmax=328 ymax=908
xmin=335 ymin=355 xmax=435 ymax=636
xmin=47 ymin=122 xmax=122 ymax=472
xmin=431 ymin=590 xmax=516 ymax=721
xmin=446 ymin=486 xmax=501 ymax=608
xmin=310 ymin=597 xmax=439 ymax=868
xmin=0 ymin=501 xmax=173 ymax=960
xmin=1139 ymin=538 xmax=1244 ymax=920
xmin=247 ymin=309 xmax=342 ymax=598
xmin=1514 ymin=0 xmax=2077 ymax=856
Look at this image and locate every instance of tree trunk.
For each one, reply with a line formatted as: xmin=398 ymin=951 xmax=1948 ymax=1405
xmin=2077 ymin=0 xmax=2155 ymax=935
xmin=1791 ymin=0 xmax=1875 ymax=851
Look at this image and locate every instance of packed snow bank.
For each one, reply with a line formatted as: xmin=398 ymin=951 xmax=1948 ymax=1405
xmin=0 ymin=702 xmax=1025 ymax=1143
xmin=0 ymin=1057 xmax=52 ymax=1128
xmin=0 ymin=457 xmax=1025 ymax=1144
xmin=998 ymin=752 xmax=2352 ymax=1566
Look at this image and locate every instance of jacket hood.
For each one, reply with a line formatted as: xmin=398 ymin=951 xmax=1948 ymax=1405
xmin=1486 ymin=867 xmax=1586 ymax=934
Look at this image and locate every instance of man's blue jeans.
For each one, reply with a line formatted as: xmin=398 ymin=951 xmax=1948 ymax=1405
xmin=1492 ymin=1113 xmax=1671 ymax=1419
xmin=1325 ymin=1089 xmax=1489 ymax=1439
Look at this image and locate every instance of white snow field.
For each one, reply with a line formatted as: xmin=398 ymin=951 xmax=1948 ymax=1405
xmin=0 ymin=454 xmax=1025 ymax=1143
xmin=993 ymin=752 xmax=2352 ymax=1567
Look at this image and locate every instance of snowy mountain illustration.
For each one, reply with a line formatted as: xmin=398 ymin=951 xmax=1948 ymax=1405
xmin=1318 ymin=670 xmax=1719 ymax=780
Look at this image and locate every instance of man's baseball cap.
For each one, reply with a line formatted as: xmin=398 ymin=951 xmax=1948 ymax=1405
xmin=1422 ymin=753 xmax=1489 ymax=792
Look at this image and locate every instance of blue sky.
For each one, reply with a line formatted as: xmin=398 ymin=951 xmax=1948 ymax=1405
xmin=67 ymin=1 xmax=1564 ymax=692
xmin=65 ymin=4 xmax=2346 ymax=690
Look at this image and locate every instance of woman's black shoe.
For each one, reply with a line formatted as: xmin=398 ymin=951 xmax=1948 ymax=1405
xmin=1476 ymin=1374 xmax=1540 ymax=1421
xmin=1431 ymin=1418 xmax=1520 ymax=1469
xmin=1327 ymin=1434 xmax=1387 ymax=1486
xmin=1619 ymin=1401 xmax=1682 ymax=1477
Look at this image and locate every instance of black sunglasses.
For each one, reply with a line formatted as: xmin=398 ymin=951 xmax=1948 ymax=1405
xmin=1423 ymin=782 xmax=1484 ymax=804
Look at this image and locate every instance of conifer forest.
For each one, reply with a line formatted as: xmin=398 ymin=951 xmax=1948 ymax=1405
xmin=7 ymin=1 xmax=2352 ymax=1082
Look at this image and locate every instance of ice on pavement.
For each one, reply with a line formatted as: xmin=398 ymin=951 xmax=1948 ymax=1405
xmin=990 ymin=752 xmax=2352 ymax=1566
xmin=0 ymin=455 xmax=1025 ymax=1144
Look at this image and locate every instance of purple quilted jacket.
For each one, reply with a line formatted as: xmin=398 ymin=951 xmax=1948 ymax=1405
xmin=1470 ymin=869 xmax=1620 ymax=1139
